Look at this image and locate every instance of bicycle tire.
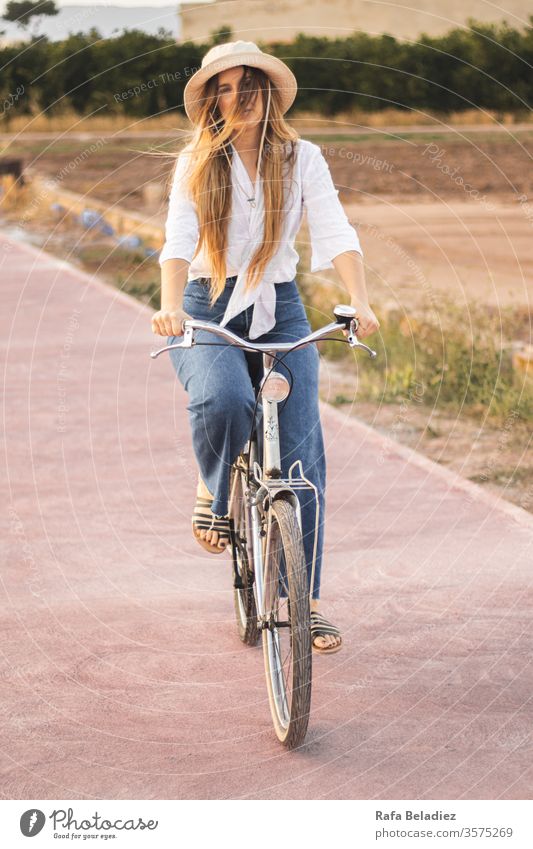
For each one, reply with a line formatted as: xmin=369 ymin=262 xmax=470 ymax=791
xmin=229 ymin=462 xmax=259 ymax=647
xmin=262 ymin=496 xmax=312 ymax=748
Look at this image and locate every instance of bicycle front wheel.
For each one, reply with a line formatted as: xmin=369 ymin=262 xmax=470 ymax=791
xmin=262 ymin=496 xmax=312 ymax=748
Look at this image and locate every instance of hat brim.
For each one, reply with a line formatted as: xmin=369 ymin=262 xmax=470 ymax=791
xmin=183 ymin=51 xmax=297 ymax=124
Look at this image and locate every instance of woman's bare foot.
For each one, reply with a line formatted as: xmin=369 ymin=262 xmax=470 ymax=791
xmin=310 ymin=599 xmax=342 ymax=651
xmin=194 ymin=475 xmax=229 ymax=550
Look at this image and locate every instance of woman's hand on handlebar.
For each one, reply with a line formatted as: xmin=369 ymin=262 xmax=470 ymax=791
xmin=151 ymin=307 xmax=192 ymax=337
xmin=343 ymin=301 xmax=380 ymax=340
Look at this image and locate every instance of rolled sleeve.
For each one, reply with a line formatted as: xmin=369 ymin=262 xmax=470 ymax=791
xmin=158 ymin=150 xmax=199 ymax=267
xmin=302 ymin=143 xmax=363 ymax=272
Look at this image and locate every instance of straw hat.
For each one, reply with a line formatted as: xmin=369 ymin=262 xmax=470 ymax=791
xmin=183 ymin=40 xmax=297 ymax=125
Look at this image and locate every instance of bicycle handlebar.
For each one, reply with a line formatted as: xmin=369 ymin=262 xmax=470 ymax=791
xmin=150 ymin=304 xmax=378 ymax=360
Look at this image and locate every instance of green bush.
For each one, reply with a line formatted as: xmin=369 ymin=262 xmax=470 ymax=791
xmin=301 ymin=276 xmax=533 ymax=423
xmin=1 ymin=18 xmax=532 ymax=122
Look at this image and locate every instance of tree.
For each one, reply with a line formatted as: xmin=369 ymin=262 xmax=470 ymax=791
xmin=2 ymin=1 xmax=58 ymax=39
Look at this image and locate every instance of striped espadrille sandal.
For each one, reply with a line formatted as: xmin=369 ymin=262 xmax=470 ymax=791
xmin=310 ymin=610 xmax=343 ymax=655
xmin=192 ymin=496 xmax=230 ymax=554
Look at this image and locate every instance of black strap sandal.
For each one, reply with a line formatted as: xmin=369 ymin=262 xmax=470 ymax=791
xmin=310 ymin=611 xmax=343 ymax=655
xmin=192 ymin=496 xmax=230 ymax=555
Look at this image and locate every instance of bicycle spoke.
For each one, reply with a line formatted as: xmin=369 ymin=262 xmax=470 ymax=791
xmin=279 ymin=573 xmax=290 ymax=598
xmin=265 ymin=527 xmax=294 ymax=714
xmin=276 ymin=604 xmax=292 ymax=677
xmin=272 ymin=630 xmax=291 ymax=713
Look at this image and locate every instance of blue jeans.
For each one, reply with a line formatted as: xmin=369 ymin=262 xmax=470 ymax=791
xmin=167 ymin=276 xmax=326 ymax=599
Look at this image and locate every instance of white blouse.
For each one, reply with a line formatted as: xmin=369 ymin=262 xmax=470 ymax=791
xmin=158 ymin=138 xmax=363 ymax=339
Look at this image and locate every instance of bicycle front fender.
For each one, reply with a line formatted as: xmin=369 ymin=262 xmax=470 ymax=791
xmin=255 ymin=484 xmax=300 ymax=518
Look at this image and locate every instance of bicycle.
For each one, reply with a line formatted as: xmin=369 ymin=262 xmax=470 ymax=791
xmin=151 ymin=303 xmax=377 ymax=748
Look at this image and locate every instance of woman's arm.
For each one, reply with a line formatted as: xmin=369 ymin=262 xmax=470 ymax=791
xmin=152 ymin=149 xmax=199 ymax=337
xmin=152 ymin=258 xmax=192 ymax=336
xmin=301 ymin=143 xmax=379 ymax=340
xmin=332 ymin=250 xmax=379 ymax=339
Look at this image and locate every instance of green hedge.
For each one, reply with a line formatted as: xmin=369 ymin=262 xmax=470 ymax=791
xmin=1 ymin=18 xmax=532 ymax=121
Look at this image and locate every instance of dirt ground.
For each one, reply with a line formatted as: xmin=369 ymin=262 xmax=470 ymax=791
xmin=325 ymin=133 xmax=533 ymax=204
xmin=10 ymin=129 xmax=533 ymax=213
xmin=2 ymin=127 xmax=532 ymax=513
xmin=343 ymin=198 xmax=533 ymax=312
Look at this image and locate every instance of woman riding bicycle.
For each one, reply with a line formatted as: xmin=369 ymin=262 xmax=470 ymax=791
xmin=151 ymin=40 xmax=379 ymax=655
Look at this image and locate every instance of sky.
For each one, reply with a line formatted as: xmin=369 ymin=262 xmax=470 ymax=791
xmin=0 ymin=2 xmax=186 ymax=39
xmin=0 ymin=0 xmax=212 ymax=41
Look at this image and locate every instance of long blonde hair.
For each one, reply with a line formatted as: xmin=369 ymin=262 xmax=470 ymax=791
xmin=171 ymin=66 xmax=299 ymax=306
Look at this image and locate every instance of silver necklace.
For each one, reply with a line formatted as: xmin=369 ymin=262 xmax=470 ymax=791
xmin=235 ymin=173 xmax=257 ymax=207
xmin=231 ymin=148 xmax=257 ymax=208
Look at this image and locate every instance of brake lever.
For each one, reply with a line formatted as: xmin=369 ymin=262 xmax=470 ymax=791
xmin=346 ymin=318 xmax=378 ymax=358
xmin=150 ymin=322 xmax=194 ymax=358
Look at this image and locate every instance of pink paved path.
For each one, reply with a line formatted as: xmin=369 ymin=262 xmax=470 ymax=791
xmin=2 ymin=236 xmax=533 ymax=800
